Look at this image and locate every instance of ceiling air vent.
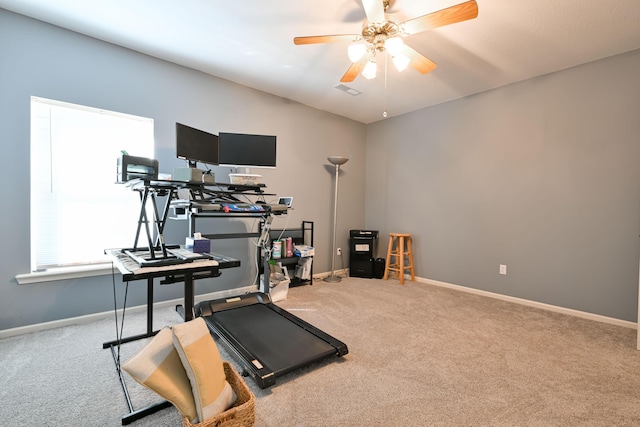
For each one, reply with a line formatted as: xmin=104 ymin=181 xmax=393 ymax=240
xmin=334 ymin=84 xmax=361 ymax=96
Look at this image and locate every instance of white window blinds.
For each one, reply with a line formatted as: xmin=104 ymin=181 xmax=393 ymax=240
xmin=30 ymin=97 xmax=154 ymax=271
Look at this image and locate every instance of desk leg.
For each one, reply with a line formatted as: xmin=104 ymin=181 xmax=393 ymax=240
xmin=185 ymin=272 xmax=194 ymax=321
xmin=145 ymin=277 xmax=154 ymax=333
xmin=103 ymin=278 xmax=158 ymax=348
xmin=121 ymin=401 xmax=172 ymax=425
xmin=103 ymin=277 xmax=171 ymax=424
xmin=107 ymin=344 xmax=172 ymax=425
xmin=176 ymin=272 xmax=195 ymax=321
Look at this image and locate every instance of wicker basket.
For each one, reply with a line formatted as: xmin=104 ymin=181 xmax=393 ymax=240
xmin=183 ymin=362 xmax=256 ymax=427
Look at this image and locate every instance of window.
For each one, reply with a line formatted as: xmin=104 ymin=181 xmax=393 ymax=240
xmin=30 ymin=97 xmax=154 ymax=272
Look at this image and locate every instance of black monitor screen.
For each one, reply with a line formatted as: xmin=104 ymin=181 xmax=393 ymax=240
xmin=176 ymin=122 xmax=219 ymax=167
xmin=218 ymin=132 xmax=277 ymax=168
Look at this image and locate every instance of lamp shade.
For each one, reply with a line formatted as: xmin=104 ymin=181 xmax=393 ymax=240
xmin=328 ymin=156 xmax=349 ymax=166
xmin=347 ymin=44 xmax=367 ymax=63
xmin=384 ymin=37 xmax=404 ymax=56
xmin=392 ymin=53 xmax=410 ymax=72
xmin=362 ymin=60 xmax=377 ymax=79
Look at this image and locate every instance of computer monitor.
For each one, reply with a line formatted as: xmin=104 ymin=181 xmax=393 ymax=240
xmin=218 ymin=132 xmax=276 ymax=168
xmin=278 ymin=197 xmax=293 ymax=207
xmin=176 ymin=122 xmax=219 ymax=168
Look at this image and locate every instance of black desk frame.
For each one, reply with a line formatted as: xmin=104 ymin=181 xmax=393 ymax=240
xmin=126 ymin=178 xmax=281 ymax=272
xmin=103 ymin=251 xmax=225 ymax=425
xmin=105 ymin=179 xmax=283 ymax=424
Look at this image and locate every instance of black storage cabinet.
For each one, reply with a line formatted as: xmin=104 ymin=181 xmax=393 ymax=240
xmin=349 ymin=230 xmax=379 ymax=278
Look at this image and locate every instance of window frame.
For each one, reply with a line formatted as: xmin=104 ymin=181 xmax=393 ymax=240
xmin=25 ymin=97 xmax=154 ymax=282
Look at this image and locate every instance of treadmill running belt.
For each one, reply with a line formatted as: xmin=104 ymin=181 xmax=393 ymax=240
xmin=196 ymin=293 xmax=348 ymax=388
xmin=213 ymin=304 xmax=337 ymax=375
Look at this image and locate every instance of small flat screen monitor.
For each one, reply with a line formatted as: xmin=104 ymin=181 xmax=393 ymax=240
xmin=278 ymin=197 xmax=293 ymax=207
xmin=176 ymin=122 xmax=219 ymax=167
xmin=218 ymin=132 xmax=277 ymax=168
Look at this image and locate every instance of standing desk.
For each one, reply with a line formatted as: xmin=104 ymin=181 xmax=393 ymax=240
xmin=103 ymin=249 xmax=239 ymax=425
xmin=104 ymin=179 xmax=290 ymax=423
xmin=103 ymin=178 xmax=253 ymax=425
xmin=105 ymin=178 xmax=285 ymax=349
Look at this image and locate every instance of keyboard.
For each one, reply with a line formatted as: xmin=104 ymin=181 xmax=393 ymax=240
xmin=221 ymin=203 xmax=265 ymax=212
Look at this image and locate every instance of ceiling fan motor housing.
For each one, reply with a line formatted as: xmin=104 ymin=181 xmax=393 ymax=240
xmin=362 ymin=20 xmax=403 ymax=52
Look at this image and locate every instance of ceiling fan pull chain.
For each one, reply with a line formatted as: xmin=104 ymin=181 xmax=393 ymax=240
xmin=383 ymin=52 xmax=388 ymax=118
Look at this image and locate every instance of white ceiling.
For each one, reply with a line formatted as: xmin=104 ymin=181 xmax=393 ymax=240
xmin=2 ymin=0 xmax=640 ymax=124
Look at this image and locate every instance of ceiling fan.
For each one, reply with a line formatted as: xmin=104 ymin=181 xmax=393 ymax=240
xmin=293 ymin=0 xmax=479 ymax=83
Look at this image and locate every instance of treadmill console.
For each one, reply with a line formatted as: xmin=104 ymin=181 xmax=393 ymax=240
xmin=195 ymin=292 xmax=271 ymax=317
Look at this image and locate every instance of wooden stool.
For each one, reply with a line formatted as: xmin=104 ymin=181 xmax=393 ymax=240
xmin=383 ymin=233 xmax=415 ymax=285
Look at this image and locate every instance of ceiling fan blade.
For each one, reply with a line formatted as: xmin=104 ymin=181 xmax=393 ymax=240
xmin=402 ymin=45 xmax=437 ymax=74
xmin=294 ymin=34 xmax=359 ymax=45
xmin=361 ymin=0 xmax=385 ymax=23
xmin=340 ymin=56 xmax=369 ymax=82
xmin=401 ymin=0 xmax=478 ymax=35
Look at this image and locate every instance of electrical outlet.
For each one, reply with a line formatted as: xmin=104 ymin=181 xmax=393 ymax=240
xmin=499 ymin=264 xmax=507 ymax=275
xmin=337 ymin=247 xmax=342 ymax=256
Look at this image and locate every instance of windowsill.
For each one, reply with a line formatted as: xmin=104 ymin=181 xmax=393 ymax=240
xmin=16 ymin=263 xmax=118 ymax=284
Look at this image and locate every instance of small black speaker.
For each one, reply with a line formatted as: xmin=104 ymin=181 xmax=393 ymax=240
xmin=373 ymin=258 xmax=385 ymax=279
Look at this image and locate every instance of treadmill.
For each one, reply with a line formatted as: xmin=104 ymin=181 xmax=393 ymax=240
xmin=195 ymin=292 xmax=348 ymax=388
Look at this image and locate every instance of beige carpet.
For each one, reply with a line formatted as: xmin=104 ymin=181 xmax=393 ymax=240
xmin=1 ymin=277 xmax=640 ymax=426
xmin=251 ymin=278 xmax=640 ymax=426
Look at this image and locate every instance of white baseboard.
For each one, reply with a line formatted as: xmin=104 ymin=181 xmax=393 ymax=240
xmin=0 ymin=285 xmax=257 ymax=339
xmin=313 ymin=268 xmax=348 ymax=280
xmin=2 ymin=269 xmax=349 ymax=338
xmin=3 ymin=273 xmax=634 ymax=339
xmin=418 ymin=276 xmax=636 ymax=330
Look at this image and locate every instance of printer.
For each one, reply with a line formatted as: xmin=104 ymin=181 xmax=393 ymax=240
xmin=117 ymin=154 xmax=159 ymax=183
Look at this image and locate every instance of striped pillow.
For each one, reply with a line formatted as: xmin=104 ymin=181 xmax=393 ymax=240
xmin=172 ymin=318 xmax=237 ymax=422
xmin=122 ymin=327 xmax=198 ymax=423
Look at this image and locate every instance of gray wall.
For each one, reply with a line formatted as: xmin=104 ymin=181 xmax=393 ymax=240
xmin=2 ymin=7 xmax=639 ymax=330
xmin=366 ymin=49 xmax=640 ymax=322
xmin=0 ymin=10 xmax=366 ymax=330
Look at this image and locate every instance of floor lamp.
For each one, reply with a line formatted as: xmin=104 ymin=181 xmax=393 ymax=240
xmin=324 ymin=156 xmax=349 ymax=283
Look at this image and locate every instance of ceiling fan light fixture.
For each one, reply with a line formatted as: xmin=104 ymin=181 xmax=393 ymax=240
xmin=362 ymin=60 xmax=377 ymax=79
xmin=384 ymin=37 xmax=404 ymax=56
xmin=392 ymin=53 xmax=410 ymax=71
xmin=347 ymin=43 xmax=367 ymax=63
xmin=294 ymin=0 xmax=479 ymax=83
